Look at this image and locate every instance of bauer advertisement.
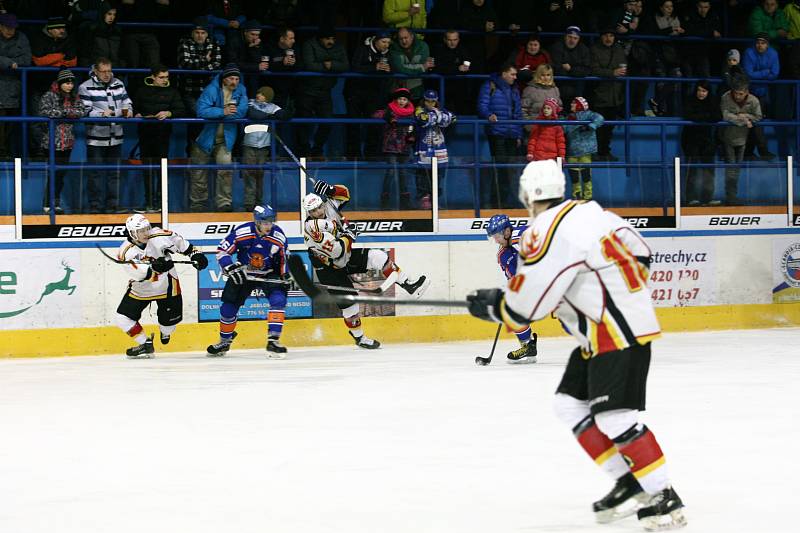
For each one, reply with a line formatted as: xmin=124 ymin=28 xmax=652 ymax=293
xmin=772 ymin=238 xmax=800 ymax=303
xmin=0 ymin=250 xmax=81 ymax=328
xmin=647 ymin=241 xmax=715 ymax=307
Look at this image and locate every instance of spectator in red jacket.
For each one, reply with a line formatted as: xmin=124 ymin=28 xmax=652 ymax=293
xmin=526 ymin=97 xmax=565 ymax=162
xmin=508 ymin=33 xmax=551 ymax=86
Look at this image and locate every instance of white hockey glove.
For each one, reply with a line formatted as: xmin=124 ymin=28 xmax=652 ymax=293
xmin=224 ymin=262 xmax=247 ymax=285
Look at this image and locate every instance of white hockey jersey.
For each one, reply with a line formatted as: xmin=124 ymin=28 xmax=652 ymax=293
xmin=500 ymin=200 xmax=660 ymax=357
xmin=303 ymin=217 xmax=354 ymax=269
xmin=117 ymin=229 xmax=192 ymax=300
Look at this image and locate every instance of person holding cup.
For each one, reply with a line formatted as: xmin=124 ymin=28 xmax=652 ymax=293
xmin=382 ymin=0 xmax=428 ymax=32
xmin=431 ymin=30 xmax=473 ymax=114
xmin=225 ymin=19 xmax=268 ymax=95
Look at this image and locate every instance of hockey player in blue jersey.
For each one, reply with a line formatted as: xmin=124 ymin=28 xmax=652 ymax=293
xmin=486 ymin=214 xmax=538 ymax=363
xmin=207 ymin=204 xmax=290 ymax=358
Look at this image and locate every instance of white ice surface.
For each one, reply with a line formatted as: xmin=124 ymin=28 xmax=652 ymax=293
xmin=1 ymin=328 xmax=798 ymax=533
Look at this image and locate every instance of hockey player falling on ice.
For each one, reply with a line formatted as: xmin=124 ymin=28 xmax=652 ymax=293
xmin=303 ymin=180 xmax=430 ymax=349
xmin=116 ymin=214 xmax=209 ymax=358
xmin=206 ymin=205 xmax=290 ymax=358
xmin=467 ymin=160 xmax=686 ymax=531
xmin=485 ymin=214 xmax=538 ymax=363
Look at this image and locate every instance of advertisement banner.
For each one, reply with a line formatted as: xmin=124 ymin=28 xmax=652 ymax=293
xmin=197 ymin=252 xmax=312 ymax=322
xmin=0 ymin=250 xmax=81 ymax=327
xmin=648 ymin=241 xmax=715 ymax=307
xmin=772 ymin=238 xmax=800 ymax=303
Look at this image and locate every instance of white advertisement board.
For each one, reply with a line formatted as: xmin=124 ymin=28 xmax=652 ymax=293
xmin=647 ymin=240 xmax=716 ymax=307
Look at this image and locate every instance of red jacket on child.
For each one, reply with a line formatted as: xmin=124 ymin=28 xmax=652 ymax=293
xmin=526 ymin=98 xmax=565 ymax=161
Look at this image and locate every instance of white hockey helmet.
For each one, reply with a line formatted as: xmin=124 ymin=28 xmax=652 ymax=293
xmin=303 ymin=193 xmax=325 ymax=216
xmin=125 ymin=213 xmax=151 ymax=244
xmin=518 ymin=159 xmax=566 ymax=210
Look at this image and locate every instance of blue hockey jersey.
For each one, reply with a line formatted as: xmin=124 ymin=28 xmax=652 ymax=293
xmin=216 ymin=222 xmax=288 ymax=278
xmin=497 ymin=225 xmax=528 ymax=280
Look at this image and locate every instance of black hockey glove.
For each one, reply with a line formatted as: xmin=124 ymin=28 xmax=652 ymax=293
xmin=224 ymin=262 xmax=247 ymax=285
xmin=466 ymin=288 xmax=504 ymax=323
xmin=313 ymin=180 xmax=336 ymax=197
xmin=191 ymin=252 xmax=209 ymax=271
xmin=151 ymin=256 xmax=174 ymax=274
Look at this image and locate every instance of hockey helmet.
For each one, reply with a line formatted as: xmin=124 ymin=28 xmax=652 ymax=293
xmin=253 ymin=204 xmax=276 ymax=235
xmin=303 ymin=193 xmax=325 ymax=217
xmin=518 ymin=159 xmax=565 ymax=213
xmin=125 ymin=213 xmax=151 ymax=244
xmin=486 ymin=214 xmax=512 ymax=237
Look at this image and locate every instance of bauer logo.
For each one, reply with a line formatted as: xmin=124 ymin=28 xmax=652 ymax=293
xmin=794 ymin=215 xmax=800 ymax=226
xmin=470 ymin=219 xmax=528 ymax=230
xmin=780 ymin=243 xmax=800 ymax=288
xmin=22 ymin=224 xmax=127 ymax=239
xmin=709 ymin=216 xmax=761 ymax=226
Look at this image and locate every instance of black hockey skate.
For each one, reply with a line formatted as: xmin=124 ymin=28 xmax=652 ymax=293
xmin=398 ymin=275 xmax=430 ymax=299
xmin=349 ymin=331 xmax=381 ymax=349
xmin=267 ymin=337 xmax=288 ymax=359
xmin=637 ymin=486 xmax=687 ymax=531
xmin=206 ymin=331 xmax=237 ymax=357
xmin=126 ymin=335 xmax=155 ymax=359
xmin=507 ymin=333 xmax=538 ymax=363
xmin=160 ymin=332 xmax=171 ymax=345
xmin=593 ymin=472 xmax=650 ymax=524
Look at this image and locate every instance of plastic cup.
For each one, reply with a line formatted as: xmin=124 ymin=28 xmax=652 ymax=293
xmin=463 ymin=61 xmax=471 ymax=67
xmin=122 ymin=108 xmax=130 ymax=118
xmin=286 ymin=49 xmax=294 ymax=57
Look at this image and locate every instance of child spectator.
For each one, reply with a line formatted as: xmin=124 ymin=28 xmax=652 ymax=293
xmin=38 ymin=68 xmax=86 ymax=213
xmin=521 ymin=63 xmax=561 ymax=134
xmin=526 ymin=98 xmax=565 ymax=163
xmin=242 ymin=86 xmax=285 ymax=212
xmin=414 ymin=89 xmax=455 ymax=209
xmin=374 ymin=87 xmax=416 ymax=210
xmin=564 ymin=96 xmax=604 ymax=200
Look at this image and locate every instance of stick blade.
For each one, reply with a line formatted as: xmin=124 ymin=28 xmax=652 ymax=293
xmin=287 ymin=254 xmax=322 ymax=299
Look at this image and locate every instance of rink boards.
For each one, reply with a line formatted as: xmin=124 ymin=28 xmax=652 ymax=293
xmin=1 ymin=228 xmax=799 ymax=357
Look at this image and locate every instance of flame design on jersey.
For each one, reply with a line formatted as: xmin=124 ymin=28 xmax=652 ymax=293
xmin=522 ymin=201 xmax=578 ymax=265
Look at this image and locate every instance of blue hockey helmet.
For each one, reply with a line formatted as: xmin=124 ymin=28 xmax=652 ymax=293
xmin=486 ymin=214 xmax=511 ymax=237
xmin=254 ymin=204 xmax=276 ymax=234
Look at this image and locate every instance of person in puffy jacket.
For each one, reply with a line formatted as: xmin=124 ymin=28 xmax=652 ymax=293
xmin=526 ymin=97 xmax=565 ymax=163
xmin=477 ymin=64 xmax=523 ymax=208
xmin=374 ymin=87 xmax=416 ymax=209
xmin=564 ymin=96 xmax=604 ymax=200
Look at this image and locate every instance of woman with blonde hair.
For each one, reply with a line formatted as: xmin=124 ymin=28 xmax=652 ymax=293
xmin=521 ymin=63 xmax=561 ymax=133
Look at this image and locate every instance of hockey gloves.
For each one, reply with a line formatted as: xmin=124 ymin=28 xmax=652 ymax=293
xmin=151 ymin=256 xmax=174 ymax=274
xmin=191 ymin=252 xmax=209 ymax=271
xmin=313 ymin=180 xmax=336 ymax=198
xmin=224 ymin=262 xmax=247 ymax=285
xmin=466 ymin=288 xmax=504 ymax=323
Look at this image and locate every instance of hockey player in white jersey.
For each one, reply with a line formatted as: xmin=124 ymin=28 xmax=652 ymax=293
xmin=303 ymin=179 xmax=430 ymax=348
xmin=485 ymin=214 xmax=538 ymax=363
xmin=116 ymin=214 xmax=208 ymax=358
xmin=466 ymin=160 xmax=686 ymax=531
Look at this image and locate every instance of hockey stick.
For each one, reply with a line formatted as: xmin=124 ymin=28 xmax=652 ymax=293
xmin=288 ymin=254 xmax=468 ymax=308
xmin=475 ymin=324 xmax=502 ymax=366
xmin=244 ymin=124 xmax=318 ymax=185
xmin=95 ymin=244 xmax=195 ymax=265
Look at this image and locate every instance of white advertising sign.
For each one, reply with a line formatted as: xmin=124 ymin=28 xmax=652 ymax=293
xmin=648 ymin=240 xmax=715 ymax=306
xmin=771 ymin=238 xmax=800 ymax=303
xmin=0 ymin=250 xmax=82 ymax=328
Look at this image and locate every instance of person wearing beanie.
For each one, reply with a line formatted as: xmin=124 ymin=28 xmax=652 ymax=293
xmin=31 ymin=16 xmax=77 ymax=69
xmin=134 ymin=64 xmax=186 ymax=212
xmin=526 ymin=97 xmax=565 ymax=164
xmin=549 ymin=24 xmax=592 ymax=106
xmin=298 ymin=23 xmax=349 ymax=158
xmin=225 ymin=19 xmax=269 ymax=95
xmin=742 ymin=29 xmax=779 ymax=161
xmin=414 ymin=88 xmax=455 ymax=209
xmin=78 ymin=1 xmax=121 ymax=67
xmin=189 ymin=62 xmax=248 ymax=212
xmin=346 ymin=30 xmax=394 ymax=159
xmin=373 ymin=87 xmax=416 ymax=209
xmin=38 ymin=68 xmax=87 ymax=214
xmin=0 ymin=11 xmax=31 ymax=158
xmin=177 ymin=17 xmax=222 ymax=157
xmin=207 ymin=0 xmax=246 ymax=46
xmin=564 ymin=96 xmax=605 ymax=200
xmin=241 ymin=85 xmax=285 ymax=211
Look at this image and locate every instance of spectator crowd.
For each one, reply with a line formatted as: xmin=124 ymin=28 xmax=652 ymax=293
xmin=0 ymin=0 xmax=798 ymax=211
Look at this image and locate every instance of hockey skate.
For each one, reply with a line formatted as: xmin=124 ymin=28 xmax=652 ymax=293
xmin=507 ymin=333 xmax=538 ymax=363
xmin=399 ymin=275 xmax=430 ymax=299
xmin=349 ymin=331 xmax=381 ymax=349
xmin=637 ymin=486 xmax=687 ymax=531
xmin=126 ymin=334 xmax=155 ymax=359
xmin=206 ymin=331 xmax=237 ymax=357
xmin=160 ymin=332 xmax=171 ymax=345
xmin=267 ymin=337 xmax=288 ymax=359
xmin=593 ymin=472 xmax=651 ymax=524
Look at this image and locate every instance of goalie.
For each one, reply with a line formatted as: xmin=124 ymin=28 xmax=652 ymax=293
xmin=303 ymin=180 xmax=430 ymax=349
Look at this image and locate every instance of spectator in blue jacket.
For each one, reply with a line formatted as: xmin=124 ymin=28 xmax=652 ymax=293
xmin=742 ymin=32 xmax=778 ymax=161
xmin=189 ymin=64 xmax=248 ymax=212
xmin=477 ymin=63 xmax=523 ymax=208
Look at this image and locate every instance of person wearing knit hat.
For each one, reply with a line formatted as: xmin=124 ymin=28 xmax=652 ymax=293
xmin=221 ymin=63 xmax=241 ymax=80
xmin=225 ymin=19 xmax=268 ymax=95
xmin=565 ymin=95 xmax=605 ymax=200
xmin=30 ymin=13 xmax=76 ymax=72
xmin=375 ymin=86 xmax=416 ymax=209
xmin=727 ymin=49 xmax=741 ymax=65
xmin=193 ymin=16 xmax=210 ymax=33
xmin=526 ymin=97 xmax=565 ymax=164
xmin=38 ymin=67 xmax=86 ymax=213
xmin=742 ymin=26 xmax=778 ymax=161
xmin=241 ymin=86 xmax=285 ymax=211
xmin=0 ymin=13 xmax=19 ymax=29
xmin=46 ymin=17 xmax=67 ymax=31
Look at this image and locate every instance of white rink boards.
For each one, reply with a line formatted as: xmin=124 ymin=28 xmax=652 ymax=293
xmin=0 ymin=329 xmax=798 ymax=533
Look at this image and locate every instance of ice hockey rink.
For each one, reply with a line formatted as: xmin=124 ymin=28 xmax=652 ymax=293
xmin=0 ymin=328 xmax=797 ymax=533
